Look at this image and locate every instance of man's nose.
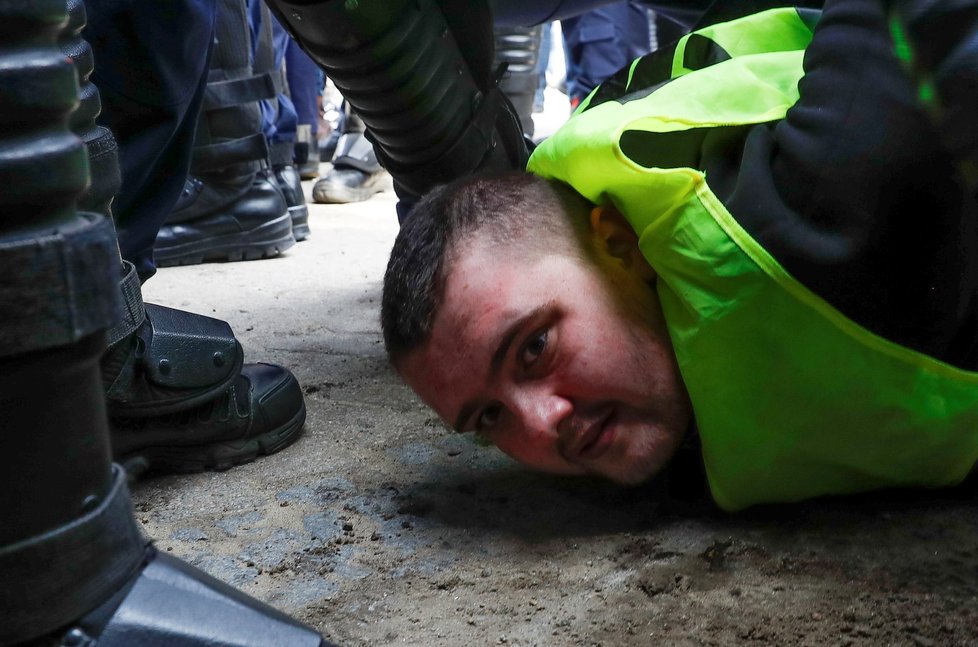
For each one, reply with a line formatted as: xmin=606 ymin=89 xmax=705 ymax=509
xmin=509 ymin=388 xmax=572 ymax=438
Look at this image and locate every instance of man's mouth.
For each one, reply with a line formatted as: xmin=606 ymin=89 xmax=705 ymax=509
xmin=574 ymin=411 xmax=616 ymax=461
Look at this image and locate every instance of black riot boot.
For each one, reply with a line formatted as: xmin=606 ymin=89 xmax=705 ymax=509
xmin=312 ymin=108 xmax=393 ymax=204
xmin=255 ymin=0 xmax=311 ymax=241
xmin=494 ymin=24 xmax=543 ymax=140
xmin=272 ymin=147 xmax=311 ymax=239
xmin=60 ymin=0 xmax=307 ymax=475
xmin=0 ymin=3 xmax=325 ymax=645
xmin=264 ymin=0 xmax=530 ymax=213
xmin=155 ymin=0 xmax=294 ymax=266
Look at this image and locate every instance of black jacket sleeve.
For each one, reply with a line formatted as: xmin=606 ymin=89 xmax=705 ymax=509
xmin=710 ymin=0 xmax=978 ymax=369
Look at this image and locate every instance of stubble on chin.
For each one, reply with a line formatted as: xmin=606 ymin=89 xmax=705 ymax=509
xmin=603 ymin=423 xmax=687 ymax=486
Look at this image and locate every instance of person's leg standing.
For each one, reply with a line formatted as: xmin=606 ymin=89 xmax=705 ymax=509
xmin=85 ymin=0 xmax=308 ymax=477
xmin=561 ymin=2 xmax=652 ymax=108
xmin=249 ymin=0 xmax=310 ymax=239
xmin=85 ymin=0 xmax=215 ymax=281
xmin=286 ymin=41 xmax=324 ymax=179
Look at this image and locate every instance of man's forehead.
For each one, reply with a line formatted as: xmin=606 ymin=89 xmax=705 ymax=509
xmin=439 ymin=249 xmax=523 ymax=321
xmin=433 ymin=279 xmax=522 ymax=353
xmin=435 ymin=248 xmax=583 ymax=344
xmin=401 ymin=260 xmax=532 ymax=401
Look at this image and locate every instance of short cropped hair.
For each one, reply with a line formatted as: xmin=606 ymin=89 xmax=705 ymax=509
xmin=381 ymin=171 xmax=593 ymax=364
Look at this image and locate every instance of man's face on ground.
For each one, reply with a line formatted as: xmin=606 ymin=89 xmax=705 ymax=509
xmin=397 ymin=214 xmax=692 ymax=485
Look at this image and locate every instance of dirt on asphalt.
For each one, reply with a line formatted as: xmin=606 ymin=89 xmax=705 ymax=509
xmin=136 ymin=194 xmax=978 ymax=647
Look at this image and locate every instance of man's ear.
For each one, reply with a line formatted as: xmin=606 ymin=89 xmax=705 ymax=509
xmin=588 ymin=205 xmax=656 ymax=281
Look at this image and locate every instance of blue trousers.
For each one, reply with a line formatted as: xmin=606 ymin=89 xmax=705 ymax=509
xmin=85 ymin=0 xmax=217 ymax=281
xmin=286 ymin=45 xmax=322 ymax=138
xmin=248 ymin=0 xmax=298 ymax=150
xmin=561 ymin=2 xmax=652 ymax=105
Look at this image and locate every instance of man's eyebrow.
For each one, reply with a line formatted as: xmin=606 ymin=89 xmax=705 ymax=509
xmin=452 ymin=303 xmax=552 ymax=432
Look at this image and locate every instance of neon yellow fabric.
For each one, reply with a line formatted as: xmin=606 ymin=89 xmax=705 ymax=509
xmin=529 ymin=8 xmax=978 ymax=511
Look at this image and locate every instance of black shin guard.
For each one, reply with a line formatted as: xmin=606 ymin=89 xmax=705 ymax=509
xmin=0 ymin=5 xmax=323 ymax=645
xmin=266 ymin=0 xmax=529 ymax=205
xmin=0 ymin=0 xmax=119 ymax=365
xmin=0 ymin=2 xmax=140 ymax=642
xmin=157 ymin=0 xmax=293 ymax=266
xmin=61 ymin=0 xmax=121 ymax=220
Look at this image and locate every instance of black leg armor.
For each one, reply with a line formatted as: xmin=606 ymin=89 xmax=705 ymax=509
xmin=61 ymin=0 xmax=122 ymax=220
xmin=0 ymin=2 xmax=143 ymax=642
xmin=0 ymin=3 xmax=327 ymax=644
xmin=265 ymin=0 xmax=530 ymax=206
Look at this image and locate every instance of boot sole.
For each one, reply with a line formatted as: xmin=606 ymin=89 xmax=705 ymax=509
xmin=155 ymin=213 xmax=296 ymax=267
xmin=119 ymin=402 xmax=307 ymax=476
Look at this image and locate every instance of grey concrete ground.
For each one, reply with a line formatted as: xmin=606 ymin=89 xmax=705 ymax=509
xmin=137 ymin=185 xmax=978 ymax=647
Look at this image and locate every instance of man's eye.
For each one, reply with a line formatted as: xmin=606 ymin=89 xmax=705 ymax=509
xmin=521 ymin=330 xmax=548 ymax=366
xmin=477 ymin=405 xmax=500 ymax=431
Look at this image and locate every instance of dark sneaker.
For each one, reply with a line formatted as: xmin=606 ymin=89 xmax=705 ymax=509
xmin=111 ymin=362 xmax=307 ymax=476
xmin=57 ymin=547 xmax=327 ymax=647
xmin=155 ymin=171 xmax=295 ymax=267
xmin=273 ymin=163 xmax=310 ymax=241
